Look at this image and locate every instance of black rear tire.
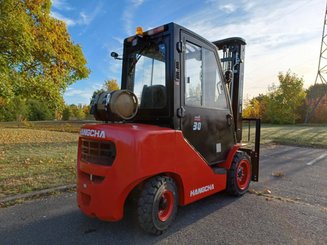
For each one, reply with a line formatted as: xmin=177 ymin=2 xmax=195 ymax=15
xmin=137 ymin=176 xmax=178 ymax=235
xmin=227 ymin=151 xmax=251 ymax=196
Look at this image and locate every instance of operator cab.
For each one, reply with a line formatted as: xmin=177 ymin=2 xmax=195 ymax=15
xmin=120 ymin=23 xmax=241 ymax=165
xmin=121 ymin=25 xmax=171 ymax=126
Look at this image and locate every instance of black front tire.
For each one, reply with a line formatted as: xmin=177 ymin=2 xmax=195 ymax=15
xmin=227 ymin=151 xmax=251 ymax=196
xmin=137 ymin=176 xmax=178 ymax=235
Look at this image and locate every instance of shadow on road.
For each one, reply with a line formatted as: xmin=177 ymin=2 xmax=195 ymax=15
xmin=0 ymin=192 xmax=239 ymax=244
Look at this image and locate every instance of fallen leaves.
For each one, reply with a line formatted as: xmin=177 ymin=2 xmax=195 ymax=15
xmin=0 ymin=128 xmax=78 ymax=145
xmin=0 ymin=128 xmax=78 ymax=197
xmin=272 ymin=171 xmax=285 ymax=177
xmin=249 ymin=188 xmax=272 ymax=195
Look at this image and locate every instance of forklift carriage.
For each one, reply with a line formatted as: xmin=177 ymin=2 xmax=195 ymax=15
xmin=77 ymin=23 xmax=261 ymax=235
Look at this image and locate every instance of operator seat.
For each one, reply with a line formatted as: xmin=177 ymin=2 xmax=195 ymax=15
xmin=140 ymin=85 xmax=166 ymax=108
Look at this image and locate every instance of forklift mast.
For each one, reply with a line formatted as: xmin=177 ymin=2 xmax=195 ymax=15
xmin=213 ymin=38 xmax=246 ymax=143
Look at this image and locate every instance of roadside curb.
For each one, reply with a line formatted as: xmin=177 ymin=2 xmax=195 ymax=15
xmin=0 ymin=184 xmax=76 ymax=206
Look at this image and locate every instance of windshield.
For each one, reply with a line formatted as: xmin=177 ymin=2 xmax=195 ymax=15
xmin=126 ymin=40 xmax=166 ymax=109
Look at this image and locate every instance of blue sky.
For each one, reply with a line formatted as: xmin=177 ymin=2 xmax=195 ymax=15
xmin=50 ymin=0 xmax=325 ymax=105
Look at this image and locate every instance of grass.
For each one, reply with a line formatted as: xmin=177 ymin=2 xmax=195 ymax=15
xmin=0 ymin=120 xmax=326 ymax=199
xmin=0 ymin=128 xmax=78 ymax=198
xmin=242 ymin=123 xmax=327 ymax=148
xmin=263 ymin=124 xmax=327 ymax=147
xmin=0 ymin=120 xmax=91 ymax=133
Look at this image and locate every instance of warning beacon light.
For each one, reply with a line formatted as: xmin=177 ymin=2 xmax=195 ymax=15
xmin=136 ymin=26 xmax=143 ymax=36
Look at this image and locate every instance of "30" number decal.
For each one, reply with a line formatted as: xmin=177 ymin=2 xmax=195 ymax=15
xmin=193 ymin=122 xmax=202 ymax=131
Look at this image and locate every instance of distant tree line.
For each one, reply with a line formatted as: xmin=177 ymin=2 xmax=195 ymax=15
xmin=62 ymin=104 xmax=92 ymax=121
xmin=243 ymin=71 xmax=327 ymax=124
xmin=0 ymin=97 xmax=54 ymax=121
xmin=0 ymin=79 xmax=119 ymax=122
xmin=0 ymin=98 xmax=93 ymax=121
xmin=61 ymin=79 xmax=119 ymax=121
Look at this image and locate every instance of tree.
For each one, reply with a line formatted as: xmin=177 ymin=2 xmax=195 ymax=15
xmin=62 ymin=106 xmax=71 ymax=121
xmin=73 ymin=104 xmax=85 ymax=120
xmin=265 ymin=71 xmax=306 ymax=124
xmin=82 ymin=104 xmax=93 ymax=120
xmin=64 ymin=104 xmax=85 ymax=120
xmin=9 ymin=96 xmax=29 ymax=122
xmin=0 ymin=0 xmax=89 ymax=113
xmin=103 ymin=79 xmax=120 ymax=92
xmin=27 ymin=99 xmax=54 ymax=121
xmin=305 ymin=84 xmax=327 ymax=123
xmin=243 ymin=98 xmax=259 ymax=118
xmin=243 ymin=94 xmax=269 ymax=122
xmin=91 ymin=79 xmax=120 ymax=102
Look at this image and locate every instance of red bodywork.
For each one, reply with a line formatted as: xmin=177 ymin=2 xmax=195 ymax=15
xmin=77 ymin=123 xmax=240 ymax=221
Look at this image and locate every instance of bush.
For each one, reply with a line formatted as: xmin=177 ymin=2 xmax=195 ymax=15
xmin=27 ymin=100 xmax=54 ymax=121
xmin=62 ymin=107 xmax=71 ymax=121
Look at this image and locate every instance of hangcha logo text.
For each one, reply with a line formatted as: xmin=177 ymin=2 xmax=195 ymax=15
xmin=80 ymin=129 xmax=106 ymax=138
xmin=190 ymin=184 xmax=215 ymax=197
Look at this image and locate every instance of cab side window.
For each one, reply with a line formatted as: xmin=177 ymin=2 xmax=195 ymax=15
xmin=184 ymin=41 xmax=227 ymax=109
xmin=185 ymin=42 xmax=202 ymax=107
xmin=202 ymin=48 xmax=228 ymax=109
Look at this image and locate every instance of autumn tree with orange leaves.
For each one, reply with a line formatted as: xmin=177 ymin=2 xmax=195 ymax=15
xmin=0 ymin=0 xmax=89 ymax=120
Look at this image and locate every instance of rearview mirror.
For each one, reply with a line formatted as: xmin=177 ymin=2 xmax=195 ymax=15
xmin=111 ymin=52 xmax=122 ymax=60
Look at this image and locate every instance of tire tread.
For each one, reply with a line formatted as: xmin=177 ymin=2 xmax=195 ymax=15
xmin=227 ymin=151 xmax=251 ymax=196
xmin=137 ymin=176 xmax=177 ymax=235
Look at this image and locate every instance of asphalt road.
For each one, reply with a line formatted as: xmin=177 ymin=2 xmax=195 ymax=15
xmin=1 ymin=145 xmax=326 ymax=244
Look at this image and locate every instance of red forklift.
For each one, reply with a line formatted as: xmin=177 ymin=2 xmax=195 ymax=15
xmin=77 ymin=22 xmax=261 ymax=235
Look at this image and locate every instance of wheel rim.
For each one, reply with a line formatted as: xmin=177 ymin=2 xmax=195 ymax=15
xmin=157 ymin=190 xmax=174 ymax=222
xmin=236 ymin=159 xmax=251 ymax=190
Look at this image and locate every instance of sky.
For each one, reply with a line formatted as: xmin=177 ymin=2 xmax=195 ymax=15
xmin=50 ymin=0 xmax=326 ymax=105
